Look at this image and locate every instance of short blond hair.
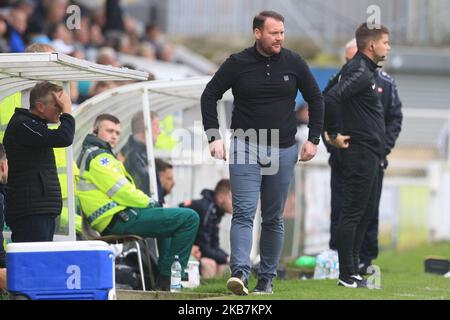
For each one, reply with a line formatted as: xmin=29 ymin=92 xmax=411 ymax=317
xmin=25 ymin=43 xmax=55 ymax=53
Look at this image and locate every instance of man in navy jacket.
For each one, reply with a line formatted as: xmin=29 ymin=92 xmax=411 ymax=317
xmin=4 ymin=82 xmax=74 ymax=242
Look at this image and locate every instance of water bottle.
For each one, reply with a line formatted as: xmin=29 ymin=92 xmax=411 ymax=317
xmin=313 ymin=252 xmax=326 ymax=280
xmin=329 ymin=250 xmax=340 ymax=279
xmin=323 ymin=251 xmax=332 ymax=279
xmin=170 ymin=255 xmax=182 ymax=292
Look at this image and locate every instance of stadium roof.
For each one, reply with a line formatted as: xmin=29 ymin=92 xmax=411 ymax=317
xmin=0 ymin=52 xmax=148 ymax=100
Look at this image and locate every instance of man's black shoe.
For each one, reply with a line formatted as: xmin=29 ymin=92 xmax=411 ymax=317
xmin=226 ymin=272 xmax=249 ymax=295
xmin=350 ymin=274 xmax=363 ymax=281
xmin=252 ymin=278 xmax=273 ymax=295
xmin=338 ymin=276 xmax=367 ymax=289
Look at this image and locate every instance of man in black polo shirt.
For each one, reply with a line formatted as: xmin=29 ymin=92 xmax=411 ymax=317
xmin=324 ymin=23 xmax=391 ymax=288
xmin=201 ymin=10 xmax=324 ymax=295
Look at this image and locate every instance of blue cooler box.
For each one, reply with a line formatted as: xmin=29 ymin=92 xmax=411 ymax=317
xmin=6 ymin=241 xmax=115 ymax=300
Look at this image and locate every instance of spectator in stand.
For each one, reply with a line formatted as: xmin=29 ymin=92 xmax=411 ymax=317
xmin=96 ymin=46 xmax=120 ymax=67
xmin=0 ymin=17 xmax=9 ymax=52
xmin=103 ymin=0 xmax=124 ymax=35
xmin=25 ymin=18 xmax=51 ymax=45
xmin=46 ymin=0 xmax=68 ymax=25
xmin=29 ymin=0 xmax=68 ymax=37
xmin=88 ymin=81 xmax=116 ymax=99
xmin=89 ymin=23 xmax=105 ymax=49
xmin=7 ymin=7 xmax=28 ymax=52
xmin=49 ymin=22 xmax=75 ymax=54
xmin=137 ymin=42 xmax=156 ymax=60
xmin=14 ymin=0 xmax=35 ymax=19
xmin=74 ymin=14 xmax=92 ymax=49
xmin=144 ymin=23 xmax=175 ymax=62
xmin=122 ymin=14 xmax=140 ymax=55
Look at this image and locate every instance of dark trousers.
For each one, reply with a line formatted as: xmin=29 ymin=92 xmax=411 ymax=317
xmin=103 ymin=207 xmax=199 ymax=277
xmin=332 ymin=145 xmax=379 ymax=278
xmin=329 ymin=152 xmax=384 ymax=265
xmin=9 ymin=215 xmax=56 ymax=242
xmin=359 ymin=168 xmax=384 ymax=264
xmin=0 ymin=209 xmax=5 ymax=268
xmin=329 ymin=152 xmax=344 ymax=251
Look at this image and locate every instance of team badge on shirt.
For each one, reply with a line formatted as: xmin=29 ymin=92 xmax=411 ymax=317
xmin=100 ymin=157 xmax=110 ymax=166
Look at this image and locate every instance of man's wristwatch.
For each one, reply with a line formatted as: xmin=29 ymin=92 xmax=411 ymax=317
xmin=308 ymin=136 xmax=320 ymax=145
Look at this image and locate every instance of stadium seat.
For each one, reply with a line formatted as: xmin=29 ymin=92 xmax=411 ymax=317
xmin=81 ymin=215 xmax=156 ymax=291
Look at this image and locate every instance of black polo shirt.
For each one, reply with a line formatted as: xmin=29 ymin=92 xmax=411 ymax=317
xmin=201 ymin=44 xmax=324 ymax=148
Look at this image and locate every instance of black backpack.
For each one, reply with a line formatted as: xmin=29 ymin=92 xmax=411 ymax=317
xmin=115 ymin=239 xmax=159 ymax=290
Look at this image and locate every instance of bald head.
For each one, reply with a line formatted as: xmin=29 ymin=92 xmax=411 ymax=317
xmin=344 ymin=38 xmax=358 ymax=62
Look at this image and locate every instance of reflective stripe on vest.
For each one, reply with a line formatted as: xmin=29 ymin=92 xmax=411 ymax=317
xmin=106 ymin=177 xmax=128 ymax=198
xmin=87 ymin=201 xmax=119 ymax=225
xmin=77 ymin=179 xmax=97 ymax=192
xmin=57 ymin=167 xmax=67 ymax=175
xmin=79 ymin=146 xmax=100 ymax=176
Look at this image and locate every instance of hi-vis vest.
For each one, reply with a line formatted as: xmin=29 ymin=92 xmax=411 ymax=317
xmin=55 ymin=151 xmax=82 ymax=234
xmin=48 ymin=124 xmax=82 ymax=234
xmin=155 ymin=115 xmax=178 ymax=150
xmin=76 ymin=146 xmax=155 ymax=233
xmin=0 ymin=93 xmax=21 ymax=143
xmin=0 ymin=93 xmax=18 ymax=249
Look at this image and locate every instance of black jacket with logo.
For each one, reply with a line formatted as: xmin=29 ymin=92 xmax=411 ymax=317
xmin=323 ymin=67 xmax=402 ymax=167
xmin=324 ymin=51 xmax=385 ymax=158
xmin=3 ymin=108 xmax=75 ymax=223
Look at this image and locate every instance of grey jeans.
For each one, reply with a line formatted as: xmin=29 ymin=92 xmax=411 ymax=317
xmin=229 ymin=138 xmax=298 ymax=280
